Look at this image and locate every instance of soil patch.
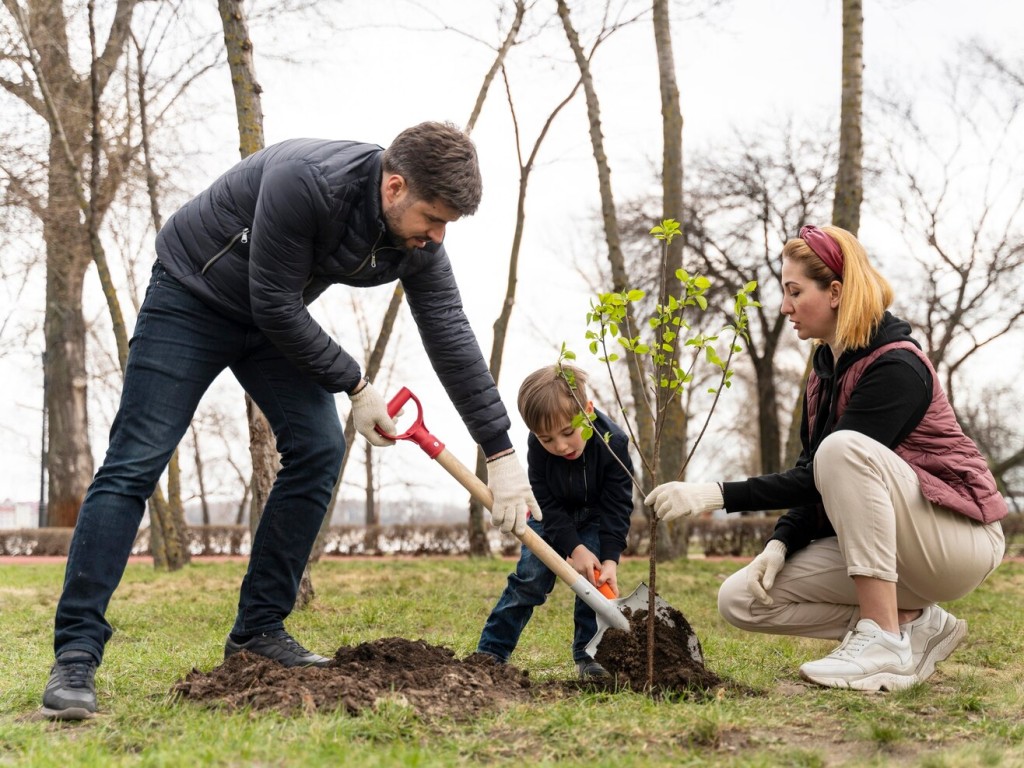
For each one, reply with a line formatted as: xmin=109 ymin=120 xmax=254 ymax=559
xmin=174 ymin=608 xmax=735 ymax=720
xmin=173 ymin=637 xmax=571 ymax=721
xmin=595 ymin=603 xmax=723 ymax=694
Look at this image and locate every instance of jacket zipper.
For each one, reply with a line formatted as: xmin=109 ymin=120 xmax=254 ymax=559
xmin=201 ymin=228 xmax=249 ymax=275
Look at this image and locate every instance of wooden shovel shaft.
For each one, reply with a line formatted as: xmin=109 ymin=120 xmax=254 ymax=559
xmin=434 ymin=448 xmax=629 ymax=631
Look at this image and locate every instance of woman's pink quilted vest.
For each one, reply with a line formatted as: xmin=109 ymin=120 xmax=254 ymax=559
xmin=806 ymin=341 xmax=1007 ymax=524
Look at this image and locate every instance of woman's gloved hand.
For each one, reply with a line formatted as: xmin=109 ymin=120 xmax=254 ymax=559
xmin=644 ymin=482 xmax=723 ymax=521
xmin=746 ymin=540 xmax=787 ymax=605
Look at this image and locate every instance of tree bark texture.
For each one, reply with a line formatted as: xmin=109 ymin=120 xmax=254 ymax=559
xmin=833 ymin=0 xmax=863 ymax=233
xmin=650 ymin=0 xmax=690 ymax=560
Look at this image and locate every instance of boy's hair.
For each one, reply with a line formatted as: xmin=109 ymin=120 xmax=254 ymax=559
xmin=517 ymin=364 xmax=590 ymax=433
xmin=381 ymin=121 xmax=482 ymax=215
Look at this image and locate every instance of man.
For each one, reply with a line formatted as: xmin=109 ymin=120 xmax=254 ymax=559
xmin=41 ymin=121 xmax=540 ymax=720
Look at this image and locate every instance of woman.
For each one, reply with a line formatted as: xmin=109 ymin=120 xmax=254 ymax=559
xmin=645 ymin=225 xmax=1006 ymax=691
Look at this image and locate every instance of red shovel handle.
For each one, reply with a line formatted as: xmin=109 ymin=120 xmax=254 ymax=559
xmin=376 ymin=386 xmax=446 ymax=459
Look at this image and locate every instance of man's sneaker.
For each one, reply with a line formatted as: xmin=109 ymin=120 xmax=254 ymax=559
xmin=576 ymin=660 xmax=612 ymax=681
xmin=41 ymin=650 xmax=98 ymax=720
xmin=799 ymin=619 xmax=917 ymax=692
xmin=901 ymin=604 xmax=967 ymax=682
xmin=224 ymin=629 xmax=331 ymax=668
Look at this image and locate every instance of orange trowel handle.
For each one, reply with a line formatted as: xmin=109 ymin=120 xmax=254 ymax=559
xmin=592 ymin=569 xmax=617 ymax=600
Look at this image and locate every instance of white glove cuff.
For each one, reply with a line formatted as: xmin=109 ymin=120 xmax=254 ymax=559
xmin=348 ymin=379 xmax=372 ymax=402
xmin=765 ymin=540 xmax=787 ymax=557
xmin=486 ymin=452 xmax=519 ymax=480
xmin=699 ymin=482 xmax=724 ymax=511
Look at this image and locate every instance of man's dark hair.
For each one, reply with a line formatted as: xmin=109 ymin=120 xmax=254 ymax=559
xmin=382 ymin=121 xmax=482 ymax=215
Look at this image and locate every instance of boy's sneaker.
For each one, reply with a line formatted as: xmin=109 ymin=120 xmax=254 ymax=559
xmin=41 ymin=650 xmax=98 ymax=720
xmin=576 ymin=660 xmax=612 ymax=681
xmin=799 ymin=619 xmax=917 ymax=692
xmin=224 ymin=629 xmax=331 ymax=668
xmin=901 ymin=604 xmax=967 ymax=681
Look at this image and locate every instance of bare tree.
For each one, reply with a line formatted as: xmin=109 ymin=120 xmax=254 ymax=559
xmin=1 ymin=0 xmax=142 ymax=526
xmin=879 ymin=66 xmax=1024 ymax=411
xmin=684 ymin=127 xmax=837 ymax=477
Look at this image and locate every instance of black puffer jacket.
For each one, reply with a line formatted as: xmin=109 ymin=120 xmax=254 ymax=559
xmin=155 ymin=138 xmax=511 ymax=454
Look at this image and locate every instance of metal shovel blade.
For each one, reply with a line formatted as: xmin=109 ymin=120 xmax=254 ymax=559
xmin=585 ymin=582 xmax=703 ymax=666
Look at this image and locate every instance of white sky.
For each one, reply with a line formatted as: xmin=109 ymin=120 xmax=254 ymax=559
xmin=2 ymin=0 xmax=1021 ymax=507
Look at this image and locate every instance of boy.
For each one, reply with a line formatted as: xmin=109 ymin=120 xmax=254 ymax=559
xmin=476 ymin=364 xmax=634 ymax=679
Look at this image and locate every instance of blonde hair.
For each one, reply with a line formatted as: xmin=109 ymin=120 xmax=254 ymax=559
xmin=782 ymin=225 xmax=893 ymax=351
xmin=517 ymin=364 xmax=590 ymax=433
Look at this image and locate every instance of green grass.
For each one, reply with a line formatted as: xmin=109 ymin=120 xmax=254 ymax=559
xmin=2 ymin=556 xmax=1023 ymax=767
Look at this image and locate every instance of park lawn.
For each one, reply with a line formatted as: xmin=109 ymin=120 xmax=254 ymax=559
xmin=1 ymin=556 xmax=1023 ymax=767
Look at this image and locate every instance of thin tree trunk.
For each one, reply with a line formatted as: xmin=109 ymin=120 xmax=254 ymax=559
xmin=191 ymin=424 xmax=212 ymax=553
xmin=461 ymin=2 xmax=531 ymax=556
xmin=785 ymin=0 xmax=863 ymax=470
xmin=652 ymin=0 xmax=687 ymax=560
xmin=362 ymin=442 xmax=379 ymax=553
xmin=555 ymin=0 xmax=653 ymax=492
xmin=833 ymin=0 xmax=864 ymax=234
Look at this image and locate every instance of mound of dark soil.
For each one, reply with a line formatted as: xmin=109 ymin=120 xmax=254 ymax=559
xmin=174 ymin=610 xmax=728 ymax=720
xmin=595 ymin=603 xmax=722 ymax=694
xmin=173 ymin=637 xmax=565 ymax=721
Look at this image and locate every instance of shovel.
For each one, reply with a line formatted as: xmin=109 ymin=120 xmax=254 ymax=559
xmin=380 ymin=386 xmax=685 ymax=661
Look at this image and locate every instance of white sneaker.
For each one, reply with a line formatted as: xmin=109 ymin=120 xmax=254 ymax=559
xmin=900 ymin=604 xmax=967 ymax=682
xmin=799 ymin=619 xmax=917 ymax=691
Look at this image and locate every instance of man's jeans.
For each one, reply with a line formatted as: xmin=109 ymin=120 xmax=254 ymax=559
xmin=54 ymin=262 xmax=344 ymax=664
xmin=477 ymin=514 xmax=602 ymax=664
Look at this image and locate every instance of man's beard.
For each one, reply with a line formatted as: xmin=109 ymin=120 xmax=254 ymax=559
xmin=383 ymin=195 xmax=415 ymax=249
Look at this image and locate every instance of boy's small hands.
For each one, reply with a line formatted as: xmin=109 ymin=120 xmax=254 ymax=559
xmin=593 ymin=562 xmax=619 ymax=598
xmin=568 ymin=544 xmax=600 ymax=580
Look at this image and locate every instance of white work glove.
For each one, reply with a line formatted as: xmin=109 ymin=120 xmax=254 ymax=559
xmin=746 ymin=540 xmax=787 ymax=605
xmin=485 ymin=452 xmax=542 ymax=536
xmin=644 ymin=482 xmax=723 ymax=522
xmin=349 ymin=381 xmax=397 ymax=448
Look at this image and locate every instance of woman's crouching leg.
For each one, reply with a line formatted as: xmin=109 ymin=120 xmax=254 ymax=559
xmin=718 ymin=538 xmax=861 ymax=642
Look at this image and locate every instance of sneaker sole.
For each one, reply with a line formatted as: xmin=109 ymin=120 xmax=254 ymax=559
xmin=798 ymin=668 xmax=918 ymax=692
xmin=916 ymin=618 xmax=967 ymax=682
xmin=40 ymin=705 xmax=95 ymax=721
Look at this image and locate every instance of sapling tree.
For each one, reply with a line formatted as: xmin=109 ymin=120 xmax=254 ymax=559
xmin=560 ymin=218 xmax=758 ymax=688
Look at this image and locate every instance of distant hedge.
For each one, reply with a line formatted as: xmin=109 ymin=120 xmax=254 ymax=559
xmin=2 ymin=514 xmax=1021 ymax=559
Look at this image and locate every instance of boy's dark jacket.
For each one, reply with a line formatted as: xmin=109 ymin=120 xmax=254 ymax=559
xmin=526 ymin=409 xmax=633 ymax=562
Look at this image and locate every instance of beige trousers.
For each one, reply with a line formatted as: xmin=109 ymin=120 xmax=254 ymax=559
xmin=718 ymin=430 xmax=1005 ymax=641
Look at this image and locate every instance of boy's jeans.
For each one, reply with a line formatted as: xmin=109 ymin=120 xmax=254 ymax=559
xmin=477 ymin=513 xmax=602 ymax=664
xmin=54 ymin=262 xmax=344 ymax=664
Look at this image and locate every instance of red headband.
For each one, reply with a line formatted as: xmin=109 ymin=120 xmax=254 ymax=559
xmin=799 ymin=225 xmax=844 ymax=279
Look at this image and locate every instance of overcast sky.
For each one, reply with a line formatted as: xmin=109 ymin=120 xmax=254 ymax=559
xmin=2 ymin=0 xmax=1021 ymax=507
